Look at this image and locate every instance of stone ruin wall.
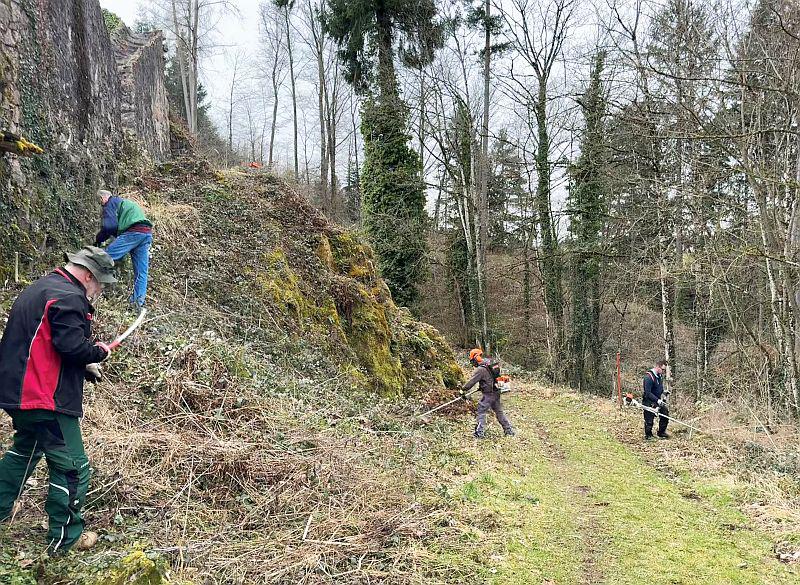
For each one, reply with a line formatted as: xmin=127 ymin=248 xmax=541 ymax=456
xmin=113 ymin=27 xmax=170 ymax=162
xmin=0 ymin=0 xmax=169 ymax=276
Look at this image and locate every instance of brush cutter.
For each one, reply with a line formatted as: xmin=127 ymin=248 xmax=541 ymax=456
xmin=623 ymin=393 xmax=705 ymax=434
xmin=418 ymin=388 xmax=481 ymax=419
xmin=418 ymin=377 xmax=514 ymax=420
xmin=108 ymin=308 xmax=148 ymax=349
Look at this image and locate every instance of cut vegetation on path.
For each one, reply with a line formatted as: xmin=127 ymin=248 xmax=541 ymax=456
xmin=424 ymin=381 xmax=799 ymax=584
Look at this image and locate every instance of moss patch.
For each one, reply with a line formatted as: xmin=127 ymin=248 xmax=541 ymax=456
xmin=343 ymin=287 xmax=405 ymax=395
xmin=317 ymin=235 xmax=335 ymax=271
xmin=93 ymin=550 xmax=168 ymax=585
xmin=255 ymin=249 xmax=311 ymax=324
xmin=391 ymin=309 xmax=463 ymax=391
xmin=328 ymin=231 xmax=375 ymax=283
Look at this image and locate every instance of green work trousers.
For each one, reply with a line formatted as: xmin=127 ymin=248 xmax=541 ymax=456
xmin=0 ymin=409 xmax=90 ymax=553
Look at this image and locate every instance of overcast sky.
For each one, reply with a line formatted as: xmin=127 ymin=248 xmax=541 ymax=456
xmin=97 ymin=0 xmax=590 ymax=213
xmin=98 ymin=0 xmax=265 ymax=136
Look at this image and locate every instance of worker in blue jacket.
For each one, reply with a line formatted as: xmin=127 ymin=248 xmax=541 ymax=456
xmin=642 ymin=359 xmax=670 ymax=439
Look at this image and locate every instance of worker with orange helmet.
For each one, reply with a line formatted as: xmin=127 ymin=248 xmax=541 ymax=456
xmin=462 ymin=348 xmax=514 ymax=438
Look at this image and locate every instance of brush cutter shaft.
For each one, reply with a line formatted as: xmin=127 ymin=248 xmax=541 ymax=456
xmin=626 ymin=397 xmax=704 ymax=434
xmin=420 ymin=388 xmax=480 ymax=418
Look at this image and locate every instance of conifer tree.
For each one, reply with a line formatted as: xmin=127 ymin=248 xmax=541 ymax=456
xmin=567 ymin=52 xmax=608 ymax=391
xmin=323 ymin=0 xmax=443 ymax=307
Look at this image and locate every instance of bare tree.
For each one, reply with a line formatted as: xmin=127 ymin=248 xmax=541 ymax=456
xmin=276 ymin=0 xmax=300 ymax=180
xmin=259 ymin=2 xmax=288 ymax=168
xmin=498 ymin=0 xmax=575 ymax=378
xmin=156 ymin=0 xmax=239 ymax=134
xmin=477 ymin=0 xmax=493 ymax=353
xmin=301 ymin=0 xmax=330 ymax=211
xmin=225 ymin=49 xmax=246 ymax=164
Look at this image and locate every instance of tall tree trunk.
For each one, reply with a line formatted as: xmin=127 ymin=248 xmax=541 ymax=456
xmin=325 ymin=75 xmax=337 ymax=216
xmin=694 ymin=268 xmax=708 ymax=401
xmin=476 ymin=0 xmax=491 ymax=353
xmin=775 ymin=196 xmax=800 ymax=415
xmin=329 ymin=116 xmax=338 ymax=214
xmin=374 ymin=6 xmax=397 ymax=98
xmin=534 ymin=83 xmax=565 ymax=378
xmin=315 ymin=35 xmax=329 ymax=211
xmin=269 ymin=63 xmax=280 ymax=168
xmin=284 ymin=5 xmax=299 ymax=180
xmin=350 ymin=92 xmax=361 ymax=226
xmin=571 ymin=257 xmax=587 ymax=391
xmin=588 ymin=267 xmax=601 ymax=382
xmin=419 ymin=66 xmax=426 ymax=168
xmin=458 ymin=193 xmax=480 ymax=344
xmin=189 ymin=0 xmax=200 ymax=133
xmin=453 ymin=275 xmax=469 ymax=346
xmin=658 ymin=225 xmax=677 ymax=392
xmin=227 ymin=58 xmax=238 ymax=164
xmin=790 ymin=122 xmax=800 ymax=416
xmin=523 ymin=235 xmax=532 ymax=347
xmin=171 ymin=0 xmax=193 ymax=133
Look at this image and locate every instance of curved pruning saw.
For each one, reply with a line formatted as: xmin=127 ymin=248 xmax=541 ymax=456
xmin=108 ymin=308 xmax=148 ymax=349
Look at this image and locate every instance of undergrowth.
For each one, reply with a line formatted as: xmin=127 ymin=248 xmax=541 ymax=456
xmin=0 ymin=163 xmax=465 ymax=584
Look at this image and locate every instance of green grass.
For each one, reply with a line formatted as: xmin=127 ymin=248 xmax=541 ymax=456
xmin=425 ymin=388 xmax=798 ymax=584
xmin=534 ymin=394 xmax=797 ymax=584
xmin=427 ymin=417 xmax=583 ymax=584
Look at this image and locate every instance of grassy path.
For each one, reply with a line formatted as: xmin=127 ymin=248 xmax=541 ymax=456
xmin=428 ymin=383 xmax=797 ymax=584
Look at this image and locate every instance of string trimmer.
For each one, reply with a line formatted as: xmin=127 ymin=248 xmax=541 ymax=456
xmin=418 ymin=388 xmax=480 ymax=420
xmin=623 ymin=393 xmax=705 ymax=434
xmin=418 ymin=377 xmax=513 ymax=421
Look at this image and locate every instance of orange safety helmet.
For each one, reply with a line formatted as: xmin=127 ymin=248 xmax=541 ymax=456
xmin=469 ymin=348 xmax=483 ymax=363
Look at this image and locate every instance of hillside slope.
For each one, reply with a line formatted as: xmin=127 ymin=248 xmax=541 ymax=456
xmin=2 ymin=162 xmax=795 ymax=584
xmin=0 ymin=161 xmax=463 ymax=583
xmin=139 ymin=160 xmax=462 ymax=396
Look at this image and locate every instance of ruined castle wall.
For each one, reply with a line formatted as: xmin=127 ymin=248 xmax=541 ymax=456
xmin=115 ymin=29 xmax=170 ymax=162
xmin=0 ymin=0 xmax=169 ymax=276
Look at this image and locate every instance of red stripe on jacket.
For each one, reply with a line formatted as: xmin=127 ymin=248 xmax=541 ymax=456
xmin=127 ymin=223 xmax=152 ymax=234
xmin=20 ymin=299 xmax=60 ymax=410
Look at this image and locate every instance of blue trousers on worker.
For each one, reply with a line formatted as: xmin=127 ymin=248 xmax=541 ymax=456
xmin=106 ymin=231 xmax=151 ymax=307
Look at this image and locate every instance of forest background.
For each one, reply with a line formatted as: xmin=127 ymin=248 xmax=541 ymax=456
xmin=102 ymin=0 xmax=800 ymax=425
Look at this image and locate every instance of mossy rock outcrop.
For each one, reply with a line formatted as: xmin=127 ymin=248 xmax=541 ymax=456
xmin=139 ymin=168 xmax=463 ymax=396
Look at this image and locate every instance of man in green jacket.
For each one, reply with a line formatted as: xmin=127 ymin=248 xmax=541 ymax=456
xmin=95 ymin=189 xmax=153 ymax=309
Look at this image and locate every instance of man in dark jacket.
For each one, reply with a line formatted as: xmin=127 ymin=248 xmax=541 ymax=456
xmin=0 ymin=246 xmax=115 ymax=554
xmin=642 ymin=358 xmax=670 ymax=439
xmin=95 ymin=189 xmax=153 ymax=309
xmin=463 ymin=348 xmax=514 ymax=439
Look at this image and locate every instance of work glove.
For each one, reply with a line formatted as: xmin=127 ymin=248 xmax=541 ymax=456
xmin=95 ymin=342 xmax=112 ymax=361
xmin=657 ymin=398 xmax=665 ymax=407
xmin=460 ymin=391 xmax=469 ymax=401
xmin=85 ymin=363 xmax=102 ymax=383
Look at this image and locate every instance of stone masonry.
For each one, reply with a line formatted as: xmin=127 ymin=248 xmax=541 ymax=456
xmin=0 ymin=0 xmax=169 ymax=275
xmin=113 ymin=26 xmax=170 ymax=161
